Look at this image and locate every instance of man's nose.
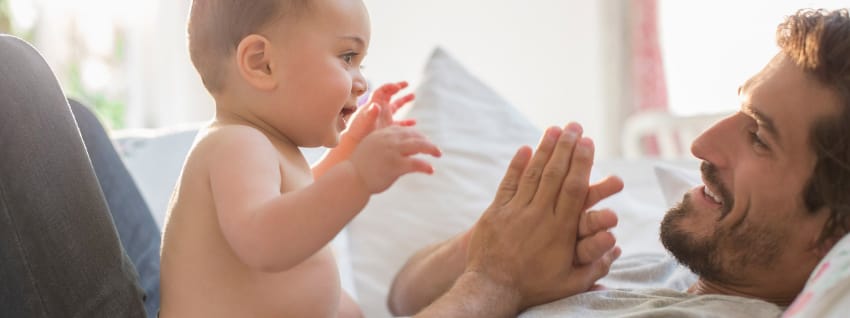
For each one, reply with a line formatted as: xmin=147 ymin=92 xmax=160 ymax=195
xmin=691 ymin=113 xmax=739 ymax=168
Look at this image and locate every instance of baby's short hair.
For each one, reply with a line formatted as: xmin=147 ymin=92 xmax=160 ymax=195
xmin=187 ymin=0 xmax=310 ymax=93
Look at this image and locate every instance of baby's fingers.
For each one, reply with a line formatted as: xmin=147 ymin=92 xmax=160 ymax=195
xmin=406 ymin=158 xmax=436 ymax=175
xmin=390 ymin=93 xmax=415 ymax=113
xmin=399 ymin=137 xmax=442 ymax=158
xmin=394 ymin=119 xmax=417 ymax=127
xmin=371 ymin=81 xmax=409 ymax=104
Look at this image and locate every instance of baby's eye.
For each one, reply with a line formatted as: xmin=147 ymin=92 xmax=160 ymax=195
xmin=341 ymin=52 xmax=358 ymax=65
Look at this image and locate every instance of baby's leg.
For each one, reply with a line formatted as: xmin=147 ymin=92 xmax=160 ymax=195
xmin=70 ymin=99 xmax=161 ymax=317
xmin=0 ymin=35 xmax=146 ymax=317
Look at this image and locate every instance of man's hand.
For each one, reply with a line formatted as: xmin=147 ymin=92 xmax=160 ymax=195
xmin=464 ymin=123 xmax=621 ymax=310
xmin=403 ymin=123 xmax=623 ymax=318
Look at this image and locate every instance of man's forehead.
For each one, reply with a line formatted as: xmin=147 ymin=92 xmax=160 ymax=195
xmin=738 ymin=54 xmax=841 ymax=151
xmin=738 ymin=54 xmax=786 ymax=95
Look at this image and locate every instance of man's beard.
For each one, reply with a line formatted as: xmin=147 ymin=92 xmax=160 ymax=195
xmin=660 ymin=195 xmax=728 ymax=283
xmin=659 ymin=162 xmax=784 ymax=284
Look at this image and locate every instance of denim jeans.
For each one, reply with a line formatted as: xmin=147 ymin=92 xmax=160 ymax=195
xmin=70 ymin=99 xmax=162 ymax=317
xmin=0 ymin=35 xmax=159 ymax=317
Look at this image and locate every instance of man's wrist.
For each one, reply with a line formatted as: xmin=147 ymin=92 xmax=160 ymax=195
xmin=455 ymin=270 xmax=522 ymax=316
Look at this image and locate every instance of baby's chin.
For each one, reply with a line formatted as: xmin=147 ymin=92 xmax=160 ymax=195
xmin=320 ymin=135 xmax=342 ymax=148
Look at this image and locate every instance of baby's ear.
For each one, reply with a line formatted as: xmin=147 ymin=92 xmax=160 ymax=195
xmin=235 ymin=34 xmax=276 ymax=91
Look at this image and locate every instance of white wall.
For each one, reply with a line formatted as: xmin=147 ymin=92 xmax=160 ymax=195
xmin=659 ymin=0 xmax=848 ymax=116
xmin=27 ymin=0 xmax=626 ymax=157
xmin=363 ymin=0 xmax=625 ymax=158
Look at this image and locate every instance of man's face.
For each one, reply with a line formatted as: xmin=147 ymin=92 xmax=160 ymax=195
xmin=660 ymin=54 xmax=841 ymax=299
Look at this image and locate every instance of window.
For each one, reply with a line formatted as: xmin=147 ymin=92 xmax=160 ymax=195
xmin=659 ymin=0 xmax=847 ymax=115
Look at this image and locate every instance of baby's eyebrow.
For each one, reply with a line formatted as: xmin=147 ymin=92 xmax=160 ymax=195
xmin=338 ymin=35 xmax=365 ymax=48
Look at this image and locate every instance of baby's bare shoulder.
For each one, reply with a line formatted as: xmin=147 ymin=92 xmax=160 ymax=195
xmin=190 ymin=124 xmax=276 ymax=157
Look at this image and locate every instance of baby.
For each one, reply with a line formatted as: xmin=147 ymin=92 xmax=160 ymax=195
xmin=159 ymin=0 xmax=441 ymax=317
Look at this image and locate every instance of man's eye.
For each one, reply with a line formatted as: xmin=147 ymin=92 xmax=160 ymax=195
xmin=748 ymin=130 xmax=770 ymax=151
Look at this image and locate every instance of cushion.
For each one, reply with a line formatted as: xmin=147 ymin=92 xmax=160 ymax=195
xmin=115 ymin=125 xmax=201 ymax=229
xmin=346 ymin=47 xmax=542 ymax=317
xmin=783 ymin=233 xmax=850 ymax=317
xmin=653 ymin=162 xmax=701 ymax=209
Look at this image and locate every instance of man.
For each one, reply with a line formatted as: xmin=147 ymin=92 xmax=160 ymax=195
xmin=391 ymin=8 xmax=850 ymax=317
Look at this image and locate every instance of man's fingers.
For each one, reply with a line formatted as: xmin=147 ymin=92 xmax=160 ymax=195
xmin=555 ymin=137 xmax=595 ymax=221
xmin=589 ymin=246 xmax=621 ymax=280
xmin=531 ymin=123 xmax=583 ymax=206
xmin=577 ymin=209 xmax=618 ymax=238
xmin=575 ymin=231 xmax=616 ymax=265
xmin=573 ymin=246 xmax=621 ymax=287
xmin=514 ymin=127 xmax=562 ymax=204
xmin=493 ymin=146 xmax=533 ymax=206
xmin=583 ymin=176 xmax=624 ymax=210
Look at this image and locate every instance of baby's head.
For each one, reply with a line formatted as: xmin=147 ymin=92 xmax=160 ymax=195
xmin=187 ymin=0 xmax=370 ymax=147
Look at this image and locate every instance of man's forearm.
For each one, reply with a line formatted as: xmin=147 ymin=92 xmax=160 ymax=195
xmin=414 ymin=271 xmax=521 ymax=318
xmin=388 ymin=232 xmax=468 ymax=316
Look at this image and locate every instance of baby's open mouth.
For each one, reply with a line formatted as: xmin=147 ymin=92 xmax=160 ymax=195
xmin=340 ymin=105 xmax=357 ymax=118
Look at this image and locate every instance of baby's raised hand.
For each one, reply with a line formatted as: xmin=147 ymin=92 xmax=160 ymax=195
xmin=348 ymin=126 xmax=442 ymax=194
xmin=341 ymin=81 xmax=416 ymax=145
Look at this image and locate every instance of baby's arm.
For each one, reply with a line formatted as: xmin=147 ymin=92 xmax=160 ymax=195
xmin=208 ymin=124 xmax=440 ymax=273
xmin=338 ymin=290 xmax=363 ymax=318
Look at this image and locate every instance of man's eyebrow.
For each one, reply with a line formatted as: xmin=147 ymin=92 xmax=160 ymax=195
xmin=743 ymin=104 xmax=782 ymax=143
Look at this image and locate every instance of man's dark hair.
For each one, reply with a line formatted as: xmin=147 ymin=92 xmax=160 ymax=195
xmin=780 ymin=8 xmax=850 ymax=243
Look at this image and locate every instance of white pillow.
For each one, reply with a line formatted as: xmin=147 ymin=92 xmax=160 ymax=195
xmin=653 ymin=162 xmax=701 ymax=209
xmin=114 ymin=125 xmax=201 ymax=229
xmin=347 ymin=47 xmax=542 ymax=317
xmin=783 ymin=233 xmax=850 ymax=318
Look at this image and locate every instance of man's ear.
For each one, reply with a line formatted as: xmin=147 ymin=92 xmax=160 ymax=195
xmin=235 ymin=34 xmax=276 ymax=91
xmin=819 ymin=236 xmax=840 ymax=258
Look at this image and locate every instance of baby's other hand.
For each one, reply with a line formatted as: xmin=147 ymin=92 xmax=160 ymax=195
xmin=365 ymin=81 xmax=415 ymax=128
xmin=349 ymin=126 xmax=441 ymax=194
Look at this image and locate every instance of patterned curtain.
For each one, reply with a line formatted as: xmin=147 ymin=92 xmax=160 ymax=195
xmin=631 ymin=0 xmax=668 ymax=154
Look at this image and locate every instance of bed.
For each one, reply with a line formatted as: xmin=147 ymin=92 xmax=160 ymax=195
xmin=115 ymin=47 xmax=850 ymax=318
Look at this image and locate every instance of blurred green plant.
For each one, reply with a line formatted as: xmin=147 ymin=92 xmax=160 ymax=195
xmin=0 ymin=0 xmax=127 ymax=129
xmin=0 ymin=0 xmax=34 ymax=41
xmin=66 ymin=63 xmax=127 ymax=130
xmin=64 ymin=29 xmax=128 ymax=130
xmin=0 ymin=0 xmax=12 ymax=33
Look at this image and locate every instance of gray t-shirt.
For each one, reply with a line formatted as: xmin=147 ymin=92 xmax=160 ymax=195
xmin=520 ymin=253 xmax=783 ymax=317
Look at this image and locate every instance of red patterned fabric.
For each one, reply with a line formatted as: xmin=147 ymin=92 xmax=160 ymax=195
xmin=632 ymin=0 xmax=668 ymax=112
xmin=631 ymin=0 xmax=668 ymax=155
